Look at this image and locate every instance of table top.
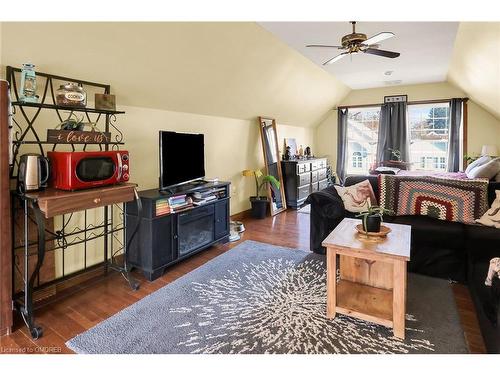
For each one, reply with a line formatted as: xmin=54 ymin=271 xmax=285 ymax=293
xmin=322 ymin=218 xmax=411 ymax=261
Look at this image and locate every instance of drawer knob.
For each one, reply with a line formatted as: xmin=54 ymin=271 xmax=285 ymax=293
xmin=93 ymin=198 xmax=101 ymax=204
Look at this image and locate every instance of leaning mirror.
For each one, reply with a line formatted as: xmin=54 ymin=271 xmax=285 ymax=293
xmin=258 ymin=117 xmax=287 ymax=215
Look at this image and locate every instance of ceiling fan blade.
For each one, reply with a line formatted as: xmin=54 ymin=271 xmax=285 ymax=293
xmin=306 ymin=44 xmax=343 ymax=48
xmin=364 ymin=48 xmax=400 ymax=58
xmin=323 ymin=53 xmax=348 ymax=65
xmin=362 ymin=32 xmax=395 ymax=46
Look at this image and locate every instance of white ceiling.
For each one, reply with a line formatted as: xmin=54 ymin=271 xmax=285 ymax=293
xmin=259 ymin=22 xmax=459 ymax=89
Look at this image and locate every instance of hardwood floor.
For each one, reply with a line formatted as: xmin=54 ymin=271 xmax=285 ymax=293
xmin=0 ymin=209 xmax=486 ymax=354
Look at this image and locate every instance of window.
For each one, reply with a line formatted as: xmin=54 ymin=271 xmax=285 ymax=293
xmin=346 ymin=107 xmax=380 ymax=175
xmin=352 ymin=152 xmax=363 ymax=168
xmin=408 ymin=103 xmax=450 ymax=172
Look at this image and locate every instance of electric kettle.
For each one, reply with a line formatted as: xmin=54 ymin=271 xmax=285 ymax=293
xmin=17 ymin=153 xmax=49 ymax=193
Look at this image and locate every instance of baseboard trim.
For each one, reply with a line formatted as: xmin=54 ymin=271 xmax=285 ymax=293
xmin=231 ymin=209 xmax=252 ymax=221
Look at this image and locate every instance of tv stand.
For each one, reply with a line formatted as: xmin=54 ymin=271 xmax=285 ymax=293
xmin=125 ymin=181 xmax=230 ymax=281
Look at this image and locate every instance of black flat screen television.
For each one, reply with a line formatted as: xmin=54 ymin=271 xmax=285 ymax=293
xmin=159 ymin=131 xmax=205 ymax=190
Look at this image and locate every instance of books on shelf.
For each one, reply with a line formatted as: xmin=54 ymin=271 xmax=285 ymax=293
xmin=168 ymin=194 xmax=187 ymax=206
xmin=170 ymin=196 xmax=193 ymax=212
xmin=154 ymin=186 xmax=227 ymax=216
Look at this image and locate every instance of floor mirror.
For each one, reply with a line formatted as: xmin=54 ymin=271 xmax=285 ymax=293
xmin=258 ymin=117 xmax=287 ymax=215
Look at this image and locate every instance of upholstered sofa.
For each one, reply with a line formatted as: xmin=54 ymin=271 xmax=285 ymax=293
xmin=306 ymin=175 xmax=500 ymax=353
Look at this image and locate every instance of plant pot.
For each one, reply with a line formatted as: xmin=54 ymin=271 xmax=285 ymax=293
xmin=250 ymin=197 xmax=268 ymax=219
xmin=363 ymin=215 xmax=381 ymax=233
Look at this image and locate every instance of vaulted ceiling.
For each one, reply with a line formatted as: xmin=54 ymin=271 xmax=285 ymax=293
xmin=0 ymin=22 xmax=498 ymax=125
xmin=259 ymin=22 xmax=459 ymax=89
xmin=259 ymin=21 xmax=500 ymax=120
xmin=0 ymin=22 xmax=349 ymax=128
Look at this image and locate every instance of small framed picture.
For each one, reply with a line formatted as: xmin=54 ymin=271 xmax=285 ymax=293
xmin=95 ymin=93 xmax=116 ymax=111
xmin=384 ymin=95 xmax=407 ymax=103
xmin=285 ymin=138 xmax=297 ymax=157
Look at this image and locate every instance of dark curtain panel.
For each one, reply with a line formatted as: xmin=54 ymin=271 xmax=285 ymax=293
xmin=336 ymin=108 xmax=348 ymax=183
xmin=448 ymin=98 xmax=463 ymax=172
xmin=376 ymin=102 xmax=409 ymax=164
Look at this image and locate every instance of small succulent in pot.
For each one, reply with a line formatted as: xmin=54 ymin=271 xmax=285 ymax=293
xmin=356 ymin=205 xmax=393 ymax=233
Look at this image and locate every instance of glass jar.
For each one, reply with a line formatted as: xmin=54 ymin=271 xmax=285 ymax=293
xmin=56 ymin=83 xmax=87 ymax=107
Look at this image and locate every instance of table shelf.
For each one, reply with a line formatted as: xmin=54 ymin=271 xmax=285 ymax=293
xmin=336 ymin=280 xmax=393 ymax=327
xmin=12 ymin=101 xmax=125 ymax=115
xmin=22 ymin=183 xmax=137 ymax=218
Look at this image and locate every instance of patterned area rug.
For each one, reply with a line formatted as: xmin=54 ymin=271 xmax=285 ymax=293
xmin=66 ymin=240 xmax=468 ymax=354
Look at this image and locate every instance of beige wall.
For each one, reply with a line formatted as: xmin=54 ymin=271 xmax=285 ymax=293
xmin=53 ymin=110 xmax=313 ymax=276
xmin=316 ymin=81 xmax=500 ymax=169
xmin=120 ymin=105 xmax=315 ymax=215
xmin=448 ymin=22 xmax=500 ymax=120
xmin=0 ymin=21 xmax=328 ymax=215
xmin=0 ymin=22 xmax=349 ymax=128
xmin=0 ymin=22 xmax=321 ymax=276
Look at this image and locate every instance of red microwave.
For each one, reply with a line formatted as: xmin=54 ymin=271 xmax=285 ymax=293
xmin=47 ymin=151 xmax=130 ymax=191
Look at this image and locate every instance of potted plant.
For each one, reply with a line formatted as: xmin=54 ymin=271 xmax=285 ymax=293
xmin=356 ymin=205 xmax=393 ymax=233
xmin=388 ymin=148 xmax=402 ymax=162
xmin=242 ymin=169 xmax=280 ymax=219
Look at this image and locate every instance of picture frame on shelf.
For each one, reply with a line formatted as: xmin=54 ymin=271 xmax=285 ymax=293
xmin=284 ymin=138 xmax=297 ymax=158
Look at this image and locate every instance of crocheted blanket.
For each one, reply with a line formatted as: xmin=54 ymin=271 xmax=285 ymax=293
xmin=379 ymin=175 xmax=489 ymax=224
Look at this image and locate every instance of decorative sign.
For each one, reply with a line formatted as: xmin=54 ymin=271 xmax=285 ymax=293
xmin=47 ymin=129 xmax=111 ymax=144
xmin=384 ymin=95 xmax=408 ymax=103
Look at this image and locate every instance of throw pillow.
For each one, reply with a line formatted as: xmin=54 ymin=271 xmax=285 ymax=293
xmin=465 ymin=155 xmax=491 ymax=174
xmin=476 ymin=190 xmax=500 ymax=229
xmin=466 ymin=157 xmax=500 ymax=180
xmin=495 ymin=170 xmax=500 ymax=182
xmin=334 ymin=179 xmax=377 ymax=213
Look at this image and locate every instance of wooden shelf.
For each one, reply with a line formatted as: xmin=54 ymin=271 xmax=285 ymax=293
xmin=22 ymin=183 xmax=137 ymax=218
xmin=12 ymin=140 xmax=124 ymax=146
xmin=11 ymin=101 xmax=125 ymax=115
xmin=336 ymin=279 xmax=393 ymax=327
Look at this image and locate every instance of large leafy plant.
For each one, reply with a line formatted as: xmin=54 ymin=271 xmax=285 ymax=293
xmin=242 ymin=169 xmax=280 ymax=199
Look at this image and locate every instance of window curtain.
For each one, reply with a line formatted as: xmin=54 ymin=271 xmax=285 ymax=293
xmin=336 ymin=108 xmax=348 ymax=183
xmin=376 ymin=102 xmax=409 ymax=164
xmin=448 ymin=98 xmax=464 ymax=172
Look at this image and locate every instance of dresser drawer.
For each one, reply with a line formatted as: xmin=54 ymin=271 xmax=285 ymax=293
xmin=311 ymin=182 xmax=319 ymax=192
xmin=317 ymin=167 xmax=327 ymax=181
xmin=317 ymin=159 xmax=327 ymax=169
xmin=318 ymin=178 xmax=328 ymax=191
xmin=297 ymin=162 xmax=311 ymax=174
xmin=297 ymin=172 xmax=311 ymax=187
xmin=310 ymin=161 xmax=319 ymax=171
xmin=311 ymin=170 xmax=319 ymax=183
xmin=297 ymin=185 xmax=310 ymax=201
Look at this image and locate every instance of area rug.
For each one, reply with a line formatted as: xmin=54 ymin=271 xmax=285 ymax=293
xmin=66 ymin=240 xmax=468 ymax=354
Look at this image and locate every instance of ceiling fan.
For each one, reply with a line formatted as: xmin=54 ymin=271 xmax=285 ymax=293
xmin=306 ymin=21 xmax=400 ymax=65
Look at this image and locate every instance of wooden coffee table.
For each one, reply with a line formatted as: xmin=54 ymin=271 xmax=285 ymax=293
xmin=322 ymin=218 xmax=411 ymax=339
